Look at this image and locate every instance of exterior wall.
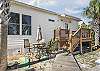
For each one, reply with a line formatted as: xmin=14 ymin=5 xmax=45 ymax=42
xmin=68 ymin=20 xmax=79 ymax=31
xmin=7 ymin=3 xmax=65 ymax=56
xmin=7 ymin=2 xmax=80 ymax=57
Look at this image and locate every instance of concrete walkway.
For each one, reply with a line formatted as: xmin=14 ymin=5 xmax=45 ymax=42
xmin=51 ymin=53 xmax=80 ymax=71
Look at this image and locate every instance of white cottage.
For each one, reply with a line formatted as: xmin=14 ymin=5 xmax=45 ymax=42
xmin=7 ymin=1 xmax=81 ymax=56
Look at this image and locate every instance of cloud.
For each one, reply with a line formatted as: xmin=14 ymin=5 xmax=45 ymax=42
xmin=76 ymin=0 xmax=90 ymax=5
xmin=38 ymin=0 xmax=57 ymax=6
xmin=21 ymin=0 xmax=57 ymax=6
xmin=63 ymin=0 xmax=90 ymax=17
xmin=65 ymin=8 xmax=82 ymax=15
xmin=47 ymin=0 xmax=56 ymax=5
xmin=16 ymin=0 xmax=33 ymax=5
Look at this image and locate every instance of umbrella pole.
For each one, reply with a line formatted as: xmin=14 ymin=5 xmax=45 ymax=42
xmin=28 ymin=48 xmax=31 ymax=68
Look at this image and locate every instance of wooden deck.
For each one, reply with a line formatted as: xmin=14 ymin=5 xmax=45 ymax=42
xmin=54 ymin=27 xmax=93 ymax=53
xmin=69 ymin=27 xmax=92 ymax=53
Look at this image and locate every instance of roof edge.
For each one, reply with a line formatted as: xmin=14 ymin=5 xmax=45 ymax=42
xmin=14 ymin=1 xmax=82 ymax=21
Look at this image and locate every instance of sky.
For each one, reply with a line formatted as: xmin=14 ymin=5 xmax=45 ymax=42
xmin=17 ymin=0 xmax=91 ymax=23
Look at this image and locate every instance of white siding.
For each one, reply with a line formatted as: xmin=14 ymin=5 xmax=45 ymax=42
xmin=7 ymin=2 xmax=79 ymax=56
xmin=68 ymin=20 xmax=79 ymax=31
xmin=7 ymin=3 xmax=65 ymax=56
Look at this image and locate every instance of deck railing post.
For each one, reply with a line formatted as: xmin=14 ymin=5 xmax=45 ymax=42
xmin=80 ymin=27 xmax=83 ymax=54
xmin=90 ymin=29 xmax=92 ymax=52
xmin=69 ymin=30 xmax=73 ymax=52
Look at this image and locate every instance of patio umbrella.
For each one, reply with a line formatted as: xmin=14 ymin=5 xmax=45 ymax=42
xmin=36 ymin=25 xmax=42 ymax=43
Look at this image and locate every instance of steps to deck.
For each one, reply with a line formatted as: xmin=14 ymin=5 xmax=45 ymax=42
xmin=68 ymin=27 xmax=92 ymax=53
xmin=54 ymin=27 xmax=92 ymax=53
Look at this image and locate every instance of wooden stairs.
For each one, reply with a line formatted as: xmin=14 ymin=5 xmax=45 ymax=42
xmin=54 ymin=27 xmax=92 ymax=53
xmin=68 ymin=27 xmax=92 ymax=53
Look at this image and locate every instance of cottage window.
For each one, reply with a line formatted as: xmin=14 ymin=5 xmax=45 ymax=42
xmin=48 ymin=19 xmax=55 ymax=22
xmin=22 ymin=15 xmax=31 ymax=35
xmin=8 ymin=12 xmax=20 ymax=35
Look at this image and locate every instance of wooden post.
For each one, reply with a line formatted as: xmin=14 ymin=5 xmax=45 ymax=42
xmin=69 ymin=30 xmax=73 ymax=52
xmin=54 ymin=30 xmax=55 ymax=40
xmin=89 ymin=41 xmax=92 ymax=52
xmin=90 ymin=30 xmax=92 ymax=52
xmin=59 ymin=27 xmax=61 ymax=48
xmin=80 ymin=28 xmax=83 ymax=54
xmin=90 ymin=29 xmax=92 ymax=39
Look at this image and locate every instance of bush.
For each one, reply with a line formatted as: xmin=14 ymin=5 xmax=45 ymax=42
xmin=47 ymin=39 xmax=58 ymax=53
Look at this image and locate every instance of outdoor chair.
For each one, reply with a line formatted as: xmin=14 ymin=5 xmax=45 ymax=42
xmin=24 ymin=39 xmax=30 ymax=48
xmin=24 ymin=39 xmax=32 ymax=56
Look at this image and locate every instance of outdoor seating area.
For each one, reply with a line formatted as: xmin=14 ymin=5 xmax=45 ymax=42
xmin=7 ymin=26 xmax=58 ymax=69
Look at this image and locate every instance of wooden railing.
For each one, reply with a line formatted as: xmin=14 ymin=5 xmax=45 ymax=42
xmin=69 ymin=27 xmax=92 ymax=53
xmin=69 ymin=28 xmax=80 ymax=52
xmin=54 ymin=28 xmax=69 ymax=48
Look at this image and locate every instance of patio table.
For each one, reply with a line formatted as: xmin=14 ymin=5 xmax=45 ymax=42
xmin=33 ymin=43 xmax=46 ymax=48
xmin=33 ymin=43 xmax=48 ymax=59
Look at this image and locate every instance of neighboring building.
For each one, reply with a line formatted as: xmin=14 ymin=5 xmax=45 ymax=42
xmin=7 ymin=1 xmax=81 ymax=57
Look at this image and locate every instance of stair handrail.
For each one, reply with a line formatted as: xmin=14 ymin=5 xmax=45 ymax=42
xmin=69 ymin=28 xmax=81 ymax=52
xmin=72 ymin=27 xmax=81 ymax=37
xmin=69 ymin=27 xmax=92 ymax=53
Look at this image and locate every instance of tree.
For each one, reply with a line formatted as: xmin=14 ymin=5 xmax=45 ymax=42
xmin=83 ymin=0 xmax=100 ymax=46
xmin=0 ymin=0 xmax=12 ymax=71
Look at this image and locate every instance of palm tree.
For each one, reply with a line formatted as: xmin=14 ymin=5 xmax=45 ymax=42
xmin=0 ymin=0 xmax=12 ymax=71
xmin=83 ymin=0 xmax=100 ymax=46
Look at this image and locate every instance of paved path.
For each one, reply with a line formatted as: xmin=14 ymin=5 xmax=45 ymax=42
xmin=7 ymin=53 xmax=81 ymax=71
xmin=51 ymin=53 xmax=80 ymax=71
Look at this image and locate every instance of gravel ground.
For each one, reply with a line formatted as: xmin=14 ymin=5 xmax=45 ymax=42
xmin=75 ymin=49 xmax=100 ymax=71
xmin=8 ymin=50 xmax=100 ymax=71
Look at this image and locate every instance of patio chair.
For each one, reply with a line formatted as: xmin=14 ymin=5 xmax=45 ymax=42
xmin=24 ymin=39 xmax=30 ymax=48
